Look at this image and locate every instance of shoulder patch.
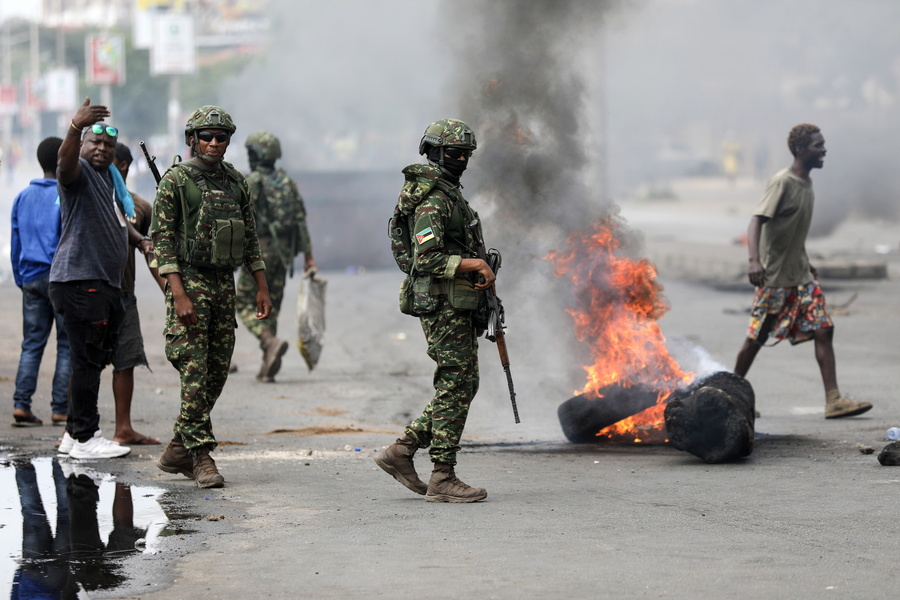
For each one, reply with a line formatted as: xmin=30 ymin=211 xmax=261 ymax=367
xmin=415 ymin=226 xmax=435 ymax=245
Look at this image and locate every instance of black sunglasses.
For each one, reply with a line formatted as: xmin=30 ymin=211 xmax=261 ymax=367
xmin=444 ymin=147 xmax=472 ymax=160
xmin=196 ymin=131 xmax=230 ymax=143
xmin=90 ymin=124 xmax=118 ymax=137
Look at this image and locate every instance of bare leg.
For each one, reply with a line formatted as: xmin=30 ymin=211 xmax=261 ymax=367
xmin=112 ymin=368 xmax=159 ymax=444
xmin=813 ymin=327 xmax=838 ymax=393
xmin=734 ymin=338 xmax=762 ymax=377
xmin=734 ymin=314 xmax=778 ymax=377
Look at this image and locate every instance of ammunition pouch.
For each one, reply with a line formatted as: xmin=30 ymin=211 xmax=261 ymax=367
xmin=399 ymin=274 xmax=482 ymax=316
xmin=447 ymin=276 xmax=480 ymax=311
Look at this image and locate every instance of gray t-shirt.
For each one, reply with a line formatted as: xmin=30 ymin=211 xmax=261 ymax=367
xmin=753 ymin=167 xmax=814 ymax=288
xmin=50 ymin=157 xmax=128 ymax=288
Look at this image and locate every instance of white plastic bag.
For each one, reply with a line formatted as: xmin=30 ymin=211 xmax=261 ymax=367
xmin=296 ymin=268 xmax=327 ymax=370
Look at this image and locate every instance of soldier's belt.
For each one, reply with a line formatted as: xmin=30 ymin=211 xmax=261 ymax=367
xmin=430 ymin=279 xmax=450 ymax=295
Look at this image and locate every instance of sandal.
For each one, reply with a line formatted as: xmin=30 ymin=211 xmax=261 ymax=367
xmin=12 ymin=411 xmax=43 ymax=427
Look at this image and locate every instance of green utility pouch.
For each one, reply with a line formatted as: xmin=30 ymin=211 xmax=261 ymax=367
xmin=411 ymin=274 xmax=440 ymax=315
xmin=399 ymin=274 xmax=441 ymax=316
xmin=447 ymin=277 xmax=480 ymax=311
xmin=398 ymin=276 xmax=415 ymax=316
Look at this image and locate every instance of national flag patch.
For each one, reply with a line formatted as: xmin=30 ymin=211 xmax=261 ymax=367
xmin=415 ymin=227 xmax=435 ymax=244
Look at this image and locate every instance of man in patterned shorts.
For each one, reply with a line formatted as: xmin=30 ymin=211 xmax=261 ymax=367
xmin=733 ymin=123 xmax=872 ymax=419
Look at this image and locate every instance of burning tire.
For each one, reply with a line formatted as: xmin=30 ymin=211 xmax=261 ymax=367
xmin=557 ymin=383 xmax=662 ymax=444
xmin=663 ymin=371 xmax=755 ymax=463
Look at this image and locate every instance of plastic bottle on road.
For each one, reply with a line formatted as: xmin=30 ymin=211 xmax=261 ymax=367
xmin=887 ymin=427 xmax=900 ymax=440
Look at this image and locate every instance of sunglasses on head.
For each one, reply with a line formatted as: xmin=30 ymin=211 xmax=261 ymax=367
xmin=444 ymin=147 xmax=472 ymax=160
xmin=196 ymin=131 xmax=230 ymax=143
xmin=90 ymin=124 xmax=118 ymax=137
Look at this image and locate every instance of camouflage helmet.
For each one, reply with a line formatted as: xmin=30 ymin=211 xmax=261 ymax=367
xmin=184 ymin=105 xmax=236 ymax=145
xmin=245 ymin=130 xmax=282 ymax=162
xmin=418 ymin=118 xmax=477 ymax=155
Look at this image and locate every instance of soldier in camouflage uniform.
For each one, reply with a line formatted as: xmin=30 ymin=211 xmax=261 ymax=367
xmin=375 ymin=119 xmax=496 ymax=503
xmin=151 ymin=106 xmax=273 ymax=488
xmin=236 ymin=131 xmax=315 ymax=382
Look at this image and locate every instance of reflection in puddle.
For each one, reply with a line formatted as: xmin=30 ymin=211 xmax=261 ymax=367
xmin=0 ymin=456 xmax=169 ymax=597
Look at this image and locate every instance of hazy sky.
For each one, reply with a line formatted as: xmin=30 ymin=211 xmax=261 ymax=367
xmin=224 ymin=0 xmax=451 ymax=172
xmin=223 ymin=0 xmax=900 ymax=231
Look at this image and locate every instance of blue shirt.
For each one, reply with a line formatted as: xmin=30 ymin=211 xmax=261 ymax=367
xmin=10 ymin=178 xmax=60 ymax=287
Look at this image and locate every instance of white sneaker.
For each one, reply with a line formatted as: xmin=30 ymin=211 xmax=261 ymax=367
xmin=72 ymin=464 xmax=106 ymax=483
xmin=59 ymin=460 xmax=75 ymax=478
xmin=58 ymin=431 xmax=75 ymax=455
xmin=68 ymin=430 xmax=131 ymax=459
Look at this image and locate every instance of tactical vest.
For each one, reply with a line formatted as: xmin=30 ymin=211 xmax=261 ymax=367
xmin=390 ymin=163 xmax=483 ymax=315
xmin=251 ymin=168 xmax=300 ymax=240
xmin=389 ymin=164 xmax=478 ymax=274
xmin=171 ymin=163 xmax=246 ymax=269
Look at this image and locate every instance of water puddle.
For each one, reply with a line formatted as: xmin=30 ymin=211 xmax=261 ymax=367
xmin=0 ymin=455 xmax=170 ymax=597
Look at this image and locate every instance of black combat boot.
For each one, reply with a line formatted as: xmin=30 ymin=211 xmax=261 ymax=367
xmin=374 ymin=436 xmax=427 ymax=495
xmin=425 ymin=462 xmax=487 ymax=503
xmin=192 ymin=447 xmax=225 ymax=488
xmin=157 ymin=438 xmax=194 ymax=479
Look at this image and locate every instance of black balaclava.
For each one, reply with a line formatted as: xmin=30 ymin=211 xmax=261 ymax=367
xmin=427 ymin=146 xmax=468 ymax=180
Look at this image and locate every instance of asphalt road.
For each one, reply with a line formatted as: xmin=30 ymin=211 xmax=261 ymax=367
xmin=2 ymin=183 xmax=899 ymax=599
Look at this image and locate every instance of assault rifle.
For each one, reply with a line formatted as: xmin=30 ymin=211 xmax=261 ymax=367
xmin=482 ymin=248 xmax=519 ymax=423
xmin=139 ymin=141 xmax=162 ymax=186
xmin=460 ymin=198 xmax=519 ymax=423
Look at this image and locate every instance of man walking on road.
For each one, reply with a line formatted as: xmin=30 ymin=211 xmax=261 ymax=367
xmin=10 ymin=136 xmax=69 ymax=428
xmin=733 ymin=123 xmax=873 ymax=419
xmin=236 ymin=131 xmax=315 ymax=382
xmin=151 ymin=106 xmax=272 ymax=488
xmin=376 ymin=118 xmax=495 ymax=503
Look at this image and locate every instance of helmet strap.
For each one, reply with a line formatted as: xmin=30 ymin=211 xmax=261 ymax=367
xmin=192 ymin=139 xmax=224 ymax=165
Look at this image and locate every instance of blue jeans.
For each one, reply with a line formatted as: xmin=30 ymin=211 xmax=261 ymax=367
xmin=14 ymin=275 xmax=70 ymax=415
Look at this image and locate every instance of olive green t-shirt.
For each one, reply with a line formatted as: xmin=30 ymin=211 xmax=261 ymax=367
xmin=753 ymin=167 xmax=814 ymax=287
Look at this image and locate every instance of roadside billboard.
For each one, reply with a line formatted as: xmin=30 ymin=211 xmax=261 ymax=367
xmin=86 ymin=35 xmax=126 ymax=86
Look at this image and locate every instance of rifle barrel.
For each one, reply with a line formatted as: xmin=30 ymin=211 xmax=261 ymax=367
xmin=140 ymin=141 xmax=162 ymax=185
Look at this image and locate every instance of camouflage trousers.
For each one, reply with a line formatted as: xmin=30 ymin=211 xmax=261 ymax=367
xmin=164 ymin=267 xmax=236 ymax=451
xmin=236 ymin=249 xmax=286 ymax=347
xmin=405 ymin=301 xmax=479 ymax=465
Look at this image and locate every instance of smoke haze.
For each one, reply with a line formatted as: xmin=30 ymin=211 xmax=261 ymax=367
xmin=435 ymin=1 xmax=629 ymax=418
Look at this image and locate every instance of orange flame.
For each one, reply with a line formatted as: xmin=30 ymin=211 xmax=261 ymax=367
xmin=548 ymin=216 xmax=693 ymax=442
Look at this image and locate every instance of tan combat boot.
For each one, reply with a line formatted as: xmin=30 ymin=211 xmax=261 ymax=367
xmin=425 ymin=463 xmax=487 ymax=503
xmin=156 ymin=438 xmax=194 ymax=479
xmin=258 ymin=332 xmax=288 ymax=382
xmin=825 ymin=390 xmax=873 ymax=419
xmin=374 ymin=436 xmax=427 ymax=495
xmin=192 ymin=447 xmax=225 ymax=488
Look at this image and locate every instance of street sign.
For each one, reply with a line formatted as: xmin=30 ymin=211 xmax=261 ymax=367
xmin=86 ymin=35 xmax=126 ymax=86
xmin=151 ymin=13 xmax=196 ymax=75
xmin=0 ymin=85 xmax=17 ymax=116
xmin=44 ymin=68 xmax=79 ymax=112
